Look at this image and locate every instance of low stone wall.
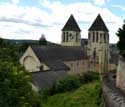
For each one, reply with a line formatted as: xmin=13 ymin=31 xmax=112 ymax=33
xmin=103 ymin=84 xmax=125 ymax=107
xmin=116 ymin=59 xmax=125 ymax=91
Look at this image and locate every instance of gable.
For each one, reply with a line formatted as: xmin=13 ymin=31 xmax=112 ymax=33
xmin=20 ymin=46 xmax=41 ymax=66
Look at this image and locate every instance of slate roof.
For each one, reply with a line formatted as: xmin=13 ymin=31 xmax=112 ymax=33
xmin=32 ymin=70 xmax=68 ymax=89
xmin=89 ymin=14 xmax=109 ymax=32
xmin=62 ymin=14 xmax=81 ymax=31
xmin=31 ymin=45 xmax=88 ymax=71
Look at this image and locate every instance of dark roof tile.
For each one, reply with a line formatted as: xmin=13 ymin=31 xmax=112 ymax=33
xmin=62 ymin=14 xmax=81 ymax=31
xmin=31 ymin=45 xmax=88 ymax=71
xmin=89 ymin=14 xmax=109 ymax=32
xmin=32 ymin=70 xmax=68 ymax=89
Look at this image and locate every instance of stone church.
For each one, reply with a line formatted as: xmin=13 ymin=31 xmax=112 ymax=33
xmin=20 ymin=14 xmax=112 ymax=90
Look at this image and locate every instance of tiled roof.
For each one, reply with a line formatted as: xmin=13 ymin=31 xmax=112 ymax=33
xmin=89 ymin=14 xmax=109 ymax=32
xmin=31 ymin=45 xmax=88 ymax=71
xmin=62 ymin=14 xmax=81 ymax=31
xmin=32 ymin=70 xmax=68 ymax=89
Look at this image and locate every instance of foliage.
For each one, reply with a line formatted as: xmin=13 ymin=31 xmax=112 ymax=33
xmin=39 ymin=72 xmax=101 ymax=104
xmin=79 ymin=72 xmax=100 ymax=84
xmin=0 ymin=61 xmax=42 ymax=107
xmin=39 ymin=34 xmax=47 ymax=45
xmin=0 ymin=38 xmax=42 ymax=107
xmin=43 ymin=81 xmax=103 ymax=107
xmin=54 ymin=75 xmax=81 ymax=93
xmin=116 ymin=21 xmax=125 ymax=60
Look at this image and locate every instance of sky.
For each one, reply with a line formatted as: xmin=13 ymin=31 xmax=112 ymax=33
xmin=0 ymin=0 xmax=124 ymax=43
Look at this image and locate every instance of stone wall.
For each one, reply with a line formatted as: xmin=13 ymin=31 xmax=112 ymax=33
xmin=64 ymin=59 xmax=88 ymax=74
xmin=61 ymin=31 xmax=81 ymax=46
xmin=103 ymin=83 xmax=125 ymax=107
xmin=116 ymin=59 xmax=125 ymax=91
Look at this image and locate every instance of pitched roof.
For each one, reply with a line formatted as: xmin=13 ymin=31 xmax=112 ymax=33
xmin=32 ymin=70 xmax=68 ymax=89
xmin=62 ymin=14 xmax=81 ymax=31
xmin=88 ymin=14 xmax=109 ymax=32
xmin=31 ymin=45 xmax=88 ymax=71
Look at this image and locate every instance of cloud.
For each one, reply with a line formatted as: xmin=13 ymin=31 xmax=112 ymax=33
xmin=41 ymin=0 xmax=122 ymax=43
xmin=112 ymin=5 xmax=125 ymax=11
xmin=11 ymin=0 xmax=20 ymax=5
xmin=92 ymin=0 xmax=105 ymax=6
xmin=0 ymin=0 xmax=122 ymax=43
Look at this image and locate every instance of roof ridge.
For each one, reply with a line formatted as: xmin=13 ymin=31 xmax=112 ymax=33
xmin=88 ymin=14 xmax=109 ymax=32
xmin=62 ymin=14 xmax=81 ymax=31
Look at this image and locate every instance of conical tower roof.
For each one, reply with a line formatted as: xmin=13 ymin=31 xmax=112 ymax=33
xmin=89 ymin=14 xmax=108 ymax=32
xmin=62 ymin=14 xmax=81 ymax=31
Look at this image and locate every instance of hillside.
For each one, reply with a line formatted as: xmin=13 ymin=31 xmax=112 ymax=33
xmin=43 ymin=81 xmax=103 ymax=107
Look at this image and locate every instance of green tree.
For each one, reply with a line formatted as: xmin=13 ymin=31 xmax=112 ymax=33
xmin=0 ymin=38 xmax=42 ymax=107
xmin=116 ymin=21 xmax=125 ymax=60
xmin=39 ymin=34 xmax=47 ymax=45
xmin=0 ymin=61 xmax=42 ymax=107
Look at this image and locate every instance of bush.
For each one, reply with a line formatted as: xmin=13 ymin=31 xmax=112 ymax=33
xmin=79 ymin=72 xmax=100 ymax=84
xmin=54 ymin=75 xmax=81 ymax=93
xmin=39 ymin=88 xmax=51 ymax=102
xmin=39 ymin=72 xmax=100 ymax=100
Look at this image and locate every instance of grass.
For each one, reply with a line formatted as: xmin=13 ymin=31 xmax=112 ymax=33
xmin=43 ymin=80 xmax=103 ymax=107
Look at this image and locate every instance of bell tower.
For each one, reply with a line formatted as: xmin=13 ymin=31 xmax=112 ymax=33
xmin=88 ymin=14 xmax=109 ymax=74
xmin=61 ymin=14 xmax=81 ymax=46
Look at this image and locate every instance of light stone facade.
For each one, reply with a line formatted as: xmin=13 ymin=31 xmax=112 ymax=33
xmin=61 ymin=31 xmax=81 ymax=46
xmin=64 ymin=60 xmax=88 ymax=74
xmin=20 ymin=46 xmax=88 ymax=74
xmin=20 ymin=46 xmax=50 ymax=72
xmin=116 ymin=59 xmax=125 ymax=91
xmin=88 ymin=31 xmax=109 ymax=74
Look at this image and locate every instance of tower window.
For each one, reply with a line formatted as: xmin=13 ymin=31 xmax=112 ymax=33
xmin=63 ymin=32 xmax=65 ymax=42
xmin=88 ymin=33 xmax=91 ymax=40
xmin=100 ymin=33 xmax=103 ymax=43
xmin=93 ymin=32 xmax=95 ymax=42
xmin=104 ymin=33 xmax=106 ymax=43
xmin=66 ymin=32 xmax=68 ymax=42
xmin=66 ymin=32 xmax=68 ymax=36
xmin=107 ymin=34 xmax=109 ymax=42
xmin=96 ymin=32 xmax=98 ymax=42
xmin=76 ymin=32 xmax=78 ymax=42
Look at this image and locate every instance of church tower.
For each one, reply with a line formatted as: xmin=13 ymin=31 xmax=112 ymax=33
xmin=88 ymin=14 xmax=109 ymax=74
xmin=61 ymin=14 xmax=81 ymax=46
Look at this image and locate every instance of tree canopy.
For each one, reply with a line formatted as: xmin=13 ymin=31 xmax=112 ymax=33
xmin=39 ymin=34 xmax=47 ymax=45
xmin=116 ymin=21 xmax=125 ymax=60
xmin=0 ymin=38 xmax=42 ymax=107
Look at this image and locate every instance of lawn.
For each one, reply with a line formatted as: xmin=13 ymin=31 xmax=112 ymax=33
xmin=43 ymin=81 xmax=103 ymax=107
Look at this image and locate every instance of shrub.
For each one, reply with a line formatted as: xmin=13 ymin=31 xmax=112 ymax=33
xmin=54 ymin=75 xmax=81 ymax=93
xmin=79 ymin=72 xmax=100 ymax=84
xmin=39 ymin=88 xmax=51 ymax=102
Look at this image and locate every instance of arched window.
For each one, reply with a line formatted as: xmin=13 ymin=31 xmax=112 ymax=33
xmin=104 ymin=33 xmax=106 ymax=43
xmin=88 ymin=33 xmax=91 ymax=40
xmin=76 ymin=32 xmax=78 ymax=42
xmin=96 ymin=32 xmax=98 ymax=42
xmin=107 ymin=33 xmax=109 ymax=43
xmin=100 ymin=33 xmax=103 ymax=43
xmin=63 ymin=32 xmax=65 ymax=42
xmin=93 ymin=32 xmax=95 ymax=42
xmin=66 ymin=32 xmax=68 ymax=42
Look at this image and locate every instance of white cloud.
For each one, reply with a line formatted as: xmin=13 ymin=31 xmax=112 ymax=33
xmin=41 ymin=0 xmax=122 ymax=43
xmin=92 ymin=0 xmax=105 ymax=6
xmin=0 ymin=0 xmax=122 ymax=43
xmin=11 ymin=0 xmax=20 ymax=5
xmin=112 ymin=5 xmax=125 ymax=11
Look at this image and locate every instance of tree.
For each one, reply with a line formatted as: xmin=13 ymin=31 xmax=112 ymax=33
xmin=0 ymin=39 xmax=42 ymax=107
xmin=39 ymin=34 xmax=47 ymax=45
xmin=116 ymin=21 xmax=125 ymax=60
xmin=0 ymin=61 xmax=42 ymax=107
